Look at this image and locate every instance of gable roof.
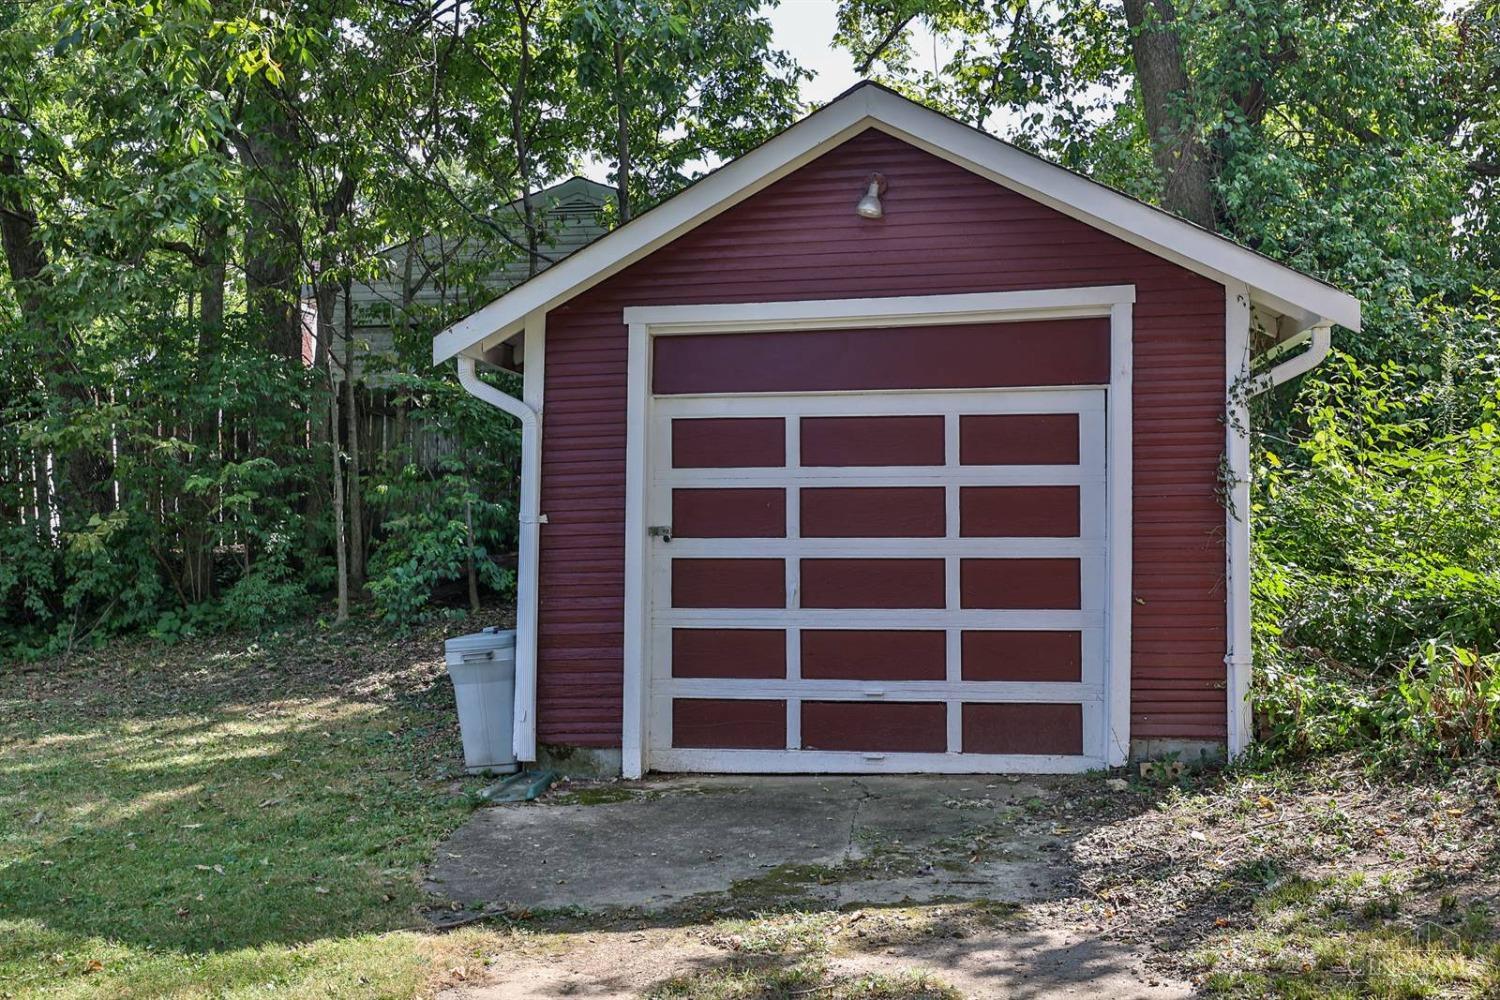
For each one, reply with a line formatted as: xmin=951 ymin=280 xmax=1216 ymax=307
xmin=433 ymin=82 xmax=1360 ymax=364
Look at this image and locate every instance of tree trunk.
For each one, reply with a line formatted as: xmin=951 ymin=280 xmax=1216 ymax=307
xmin=0 ymin=152 xmax=49 ymax=315
xmin=465 ymin=498 xmax=480 ymax=614
xmin=511 ymin=0 xmax=540 ymax=276
xmin=0 ymin=150 xmax=54 ymax=541
xmin=303 ymin=169 xmax=357 ymax=567
xmin=318 ymin=273 xmax=349 ymax=623
xmin=342 ymin=275 xmax=365 ymax=589
xmin=237 ymin=80 xmax=304 ymax=360
xmin=1122 ymin=0 xmax=1218 ymax=230
xmin=179 ymin=206 xmax=231 ymax=604
xmin=328 ymin=357 xmax=348 ymax=623
xmin=612 ymin=38 xmax=632 ymax=223
xmin=1 ymin=149 xmax=107 ymax=533
xmin=199 ymin=210 xmax=228 ymax=338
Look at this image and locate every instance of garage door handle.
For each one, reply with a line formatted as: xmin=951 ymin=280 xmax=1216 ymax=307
xmin=648 ymin=525 xmax=673 ymax=543
xmin=862 ymin=687 xmax=885 ymax=698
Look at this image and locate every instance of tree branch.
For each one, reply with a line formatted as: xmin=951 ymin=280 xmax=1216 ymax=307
xmin=855 ymin=13 xmax=917 ymax=75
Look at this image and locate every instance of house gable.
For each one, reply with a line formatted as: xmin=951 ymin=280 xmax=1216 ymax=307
xmin=433 ymin=82 xmax=1358 ymax=366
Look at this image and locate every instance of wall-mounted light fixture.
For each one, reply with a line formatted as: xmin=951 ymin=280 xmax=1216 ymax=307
xmin=856 ymin=173 xmax=887 ymax=219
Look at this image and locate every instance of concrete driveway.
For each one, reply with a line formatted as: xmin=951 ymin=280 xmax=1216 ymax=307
xmin=427 ymin=775 xmax=1190 ymax=999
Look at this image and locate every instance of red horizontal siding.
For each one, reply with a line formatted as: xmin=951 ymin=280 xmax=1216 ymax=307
xmin=536 ymin=127 xmax=1226 ymax=748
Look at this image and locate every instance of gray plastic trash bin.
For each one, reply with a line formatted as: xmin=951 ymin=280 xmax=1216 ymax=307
xmin=444 ymin=627 xmax=520 ymax=775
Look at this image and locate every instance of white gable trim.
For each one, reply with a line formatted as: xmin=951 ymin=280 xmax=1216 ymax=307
xmin=433 ymin=84 xmax=1359 ymax=364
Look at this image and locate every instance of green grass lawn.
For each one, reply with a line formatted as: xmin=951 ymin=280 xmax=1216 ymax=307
xmin=0 ymin=612 xmax=508 ymax=998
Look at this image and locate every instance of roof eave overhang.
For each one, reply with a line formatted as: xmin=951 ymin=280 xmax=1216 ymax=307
xmin=434 ymin=84 xmax=1360 ymax=365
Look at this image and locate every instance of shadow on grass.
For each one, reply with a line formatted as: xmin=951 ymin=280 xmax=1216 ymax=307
xmin=0 ymin=610 xmax=512 ymax=995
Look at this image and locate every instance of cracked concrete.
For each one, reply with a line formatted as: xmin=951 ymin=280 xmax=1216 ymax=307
xmin=426 ymin=775 xmax=1056 ymax=911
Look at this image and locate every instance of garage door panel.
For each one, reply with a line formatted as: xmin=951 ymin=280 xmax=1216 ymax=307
xmin=963 ymin=703 xmax=1084 ymax=755
xmin=672 ymin=488 xmax=787 ymax=538
xmin=800 ymin=629 xmax=946 ymax=680
xmin=960 ymin=486 xmax=1081 ymax=537
xmin=671 ymin=628 xmax=787 ymax=678
xmin=672 ymin=698 xmax=786 ymax=749
xmin=959 ymin=558 xmax=1082 ymax=610
xmin=961 ymin=630 xmax=1084 ymax=682
xmin=651 ymin=320 xmax=1110 ymax=394
xmin=801 ymin=701 xmax=947 ymax=752
xmin=960 ymin=413 xmax=1080 ymax=465
xmin=672 ymin=417 xmax=786 ymax=468
xmin=801 ymin=415 xmax=944 ymax=467
xmin=801 ymin=558 xmax=947 ymax=609
xmin=672 ymin=558 xmax=785 ymax=608
xmin=801 ymin=487 xmax=946 ymax=538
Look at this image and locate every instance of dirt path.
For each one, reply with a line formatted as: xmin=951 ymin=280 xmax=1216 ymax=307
xmin=441 ymin=916 xmax=1186 ymax=999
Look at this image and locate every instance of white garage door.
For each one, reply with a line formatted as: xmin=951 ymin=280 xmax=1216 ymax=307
xmin=643 ymin=389 xmax=1110 ymax=773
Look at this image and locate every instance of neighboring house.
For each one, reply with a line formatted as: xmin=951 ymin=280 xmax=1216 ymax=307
xmin=309 ymin=176 xmax=613 ymax=383
xmin=433 ymin=82 xmax=1361 ymax=779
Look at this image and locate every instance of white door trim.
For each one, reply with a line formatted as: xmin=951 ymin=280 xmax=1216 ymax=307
xmin=620 ymin=286 xmax=1135 ymax=778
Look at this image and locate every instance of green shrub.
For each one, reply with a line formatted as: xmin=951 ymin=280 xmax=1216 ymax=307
xmin=360 ymin=368 xmax=522 ymax=625
xmin=1387 ymin=643 xmax=1500 ymax=758
xmin=366 ymin=457 xmax=515 ymax=623
xmin=1253 ymin=349 xmax=1500 ymax=760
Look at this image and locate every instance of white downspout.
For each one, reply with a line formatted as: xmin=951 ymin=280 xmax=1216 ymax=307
xmin=1225 ymin=315 xmax=1333 ymax=758
xmin=1250 ymin=323 xmax=1332 ymax=396
xmin=456 ymin=354 xmax=542 ymax=763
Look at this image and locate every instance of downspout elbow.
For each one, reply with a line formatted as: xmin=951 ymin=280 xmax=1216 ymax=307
xmin=455 ymin=356 xmax=541 ymax=521
xmin=1249 ymin=323 xmax=1332 ymax=396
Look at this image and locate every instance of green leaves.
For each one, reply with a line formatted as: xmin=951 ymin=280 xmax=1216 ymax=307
xmin=3 ymin=0 xmax=808 ymax=654
xmin=1252 ymin=347 xmax=1500 ymax=762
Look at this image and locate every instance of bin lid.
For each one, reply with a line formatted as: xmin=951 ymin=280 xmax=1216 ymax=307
xmin=444 ymin=627 xmax=517 ymax=659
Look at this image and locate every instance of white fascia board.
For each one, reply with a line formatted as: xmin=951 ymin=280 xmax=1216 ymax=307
xmin=434 ymin=84 xmax=1360 ymax=364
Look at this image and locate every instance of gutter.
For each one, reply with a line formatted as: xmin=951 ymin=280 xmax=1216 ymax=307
xmin=455 ymin=355 xmax=542 ymax=763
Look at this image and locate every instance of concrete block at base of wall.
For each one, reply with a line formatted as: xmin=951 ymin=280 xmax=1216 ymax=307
xmin=535 ymin=744 xmax=624 ymax=778
xmin=1129 ymin=739 xmax=1225 ymax=764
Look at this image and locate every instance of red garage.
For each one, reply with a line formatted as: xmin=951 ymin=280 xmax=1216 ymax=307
xmin=434 ymin=82 xmax=1361 ymax=778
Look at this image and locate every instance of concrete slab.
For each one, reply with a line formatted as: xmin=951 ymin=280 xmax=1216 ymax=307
xmin=426 ymin=775 xmax=1057 ymax=911
xmin=429 ymin=775 xmax=1194 ymax=999
xmin=429 ymin=779 xmax=860 ymax=909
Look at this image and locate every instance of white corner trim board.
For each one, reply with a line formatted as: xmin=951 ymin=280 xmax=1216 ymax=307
xmin=1224 ymin=282 xmax=1254 ymax=756
xmin=619 ymin=287 xmax=1135 ymax=779
xmin=434 ymin=82 xmax=1359 ymax=365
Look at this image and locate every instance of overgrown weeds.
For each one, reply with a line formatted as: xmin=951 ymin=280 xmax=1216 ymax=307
xmin=1253 ymin=348 xmax=1500 ymax=764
